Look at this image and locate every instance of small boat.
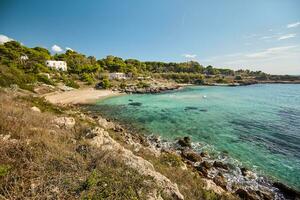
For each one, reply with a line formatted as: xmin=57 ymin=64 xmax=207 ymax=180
xmin=203 ymin=95 xmax=207 ymax=98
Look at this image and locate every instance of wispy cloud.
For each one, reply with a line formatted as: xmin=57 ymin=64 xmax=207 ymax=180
xmin=182 ymin=54 xmax=197 ymax=59
xmin=51 ymin=44 xmax=63 ymax=53
xmin=287 ymin=22 xmax=300 ymax=28
xmin=246 ymin=46 xmax=297 ymax=58
xmin=0 ymin=34 xmax=14 ymax=44
xmin=201 ymin=45 xmax=300 ymax=74
xmin=278 ymin=33 xmax=296 ymax=40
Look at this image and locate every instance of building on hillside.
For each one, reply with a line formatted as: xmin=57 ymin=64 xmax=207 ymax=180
xmin=46 ymin=60 xmax=67 ymax=71
xmin=109 ymin=72 xmax=132 ymax=80
xmin=20 ymin=55 xmax=29 ymax=60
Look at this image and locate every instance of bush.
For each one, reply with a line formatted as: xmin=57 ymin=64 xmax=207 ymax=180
xmin=37 ymin=74 xmax=55 ymax=85
xmin=102 ymin=78 xmax=111 ymax=89
xmin=65 ymin=79 xmax=80 ymax=89
xmin=81 ymin=73 xmax=94 ymax=85
xmin=137 ymin=81 xmax=150 ymax=88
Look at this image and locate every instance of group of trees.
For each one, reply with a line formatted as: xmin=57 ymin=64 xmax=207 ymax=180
xmin=3 ymin=40 xmax=298 ymax=90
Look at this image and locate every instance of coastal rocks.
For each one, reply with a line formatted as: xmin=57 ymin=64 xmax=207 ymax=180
xmin=273 ymin=182 xmax=300 ymax=200
xmin=88 ymin=127 xmax=184 ymax=200
xmin=213 ymin=161 xmax=229 ymax=170
xmin=181 ymin=150 xmax=202 ymax=162
xmin=213 ymin=173 xmax=227 ymax=190
xmin=235 ymin=188 xmax=259 ymax=200
xmin=177 ymin=136 xmax=192 ymax=148
xmin=240 ymin=167 xmax=257 ymax=179
xmin=31 ymin=106 xmax=41 ymax=112
xmin=202 ymin=178 xmax=225 ymax=195
xmin=121 ymin=85 xmax=181 ymax=94
xmin=53 ymin=117 xmax=75 ymax=129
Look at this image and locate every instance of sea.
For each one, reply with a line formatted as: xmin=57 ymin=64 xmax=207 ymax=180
xmin=92 ymin=84 xmax=300 ymax=190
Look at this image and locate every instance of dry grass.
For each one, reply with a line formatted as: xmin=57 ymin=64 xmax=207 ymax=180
xmin=0 ymin=90 xmax=157 ymax=199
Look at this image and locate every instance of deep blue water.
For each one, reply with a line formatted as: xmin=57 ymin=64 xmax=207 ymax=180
xmin=95 ymin=84 xmax=300 ymax=190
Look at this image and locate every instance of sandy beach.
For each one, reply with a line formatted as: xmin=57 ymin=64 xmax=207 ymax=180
xmin=44 ymin=88 xmax=122 ymax=104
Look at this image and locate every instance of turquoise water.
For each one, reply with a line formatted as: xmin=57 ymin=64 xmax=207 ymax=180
xmin=95 ymin=84 xmax=300 ymax=190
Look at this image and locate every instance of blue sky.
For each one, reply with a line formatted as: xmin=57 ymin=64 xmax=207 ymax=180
xmin=0 ymin=0 xmax=300 ymax=74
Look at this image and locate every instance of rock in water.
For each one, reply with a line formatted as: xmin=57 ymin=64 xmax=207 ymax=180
xmin=177 ymin=136 xmax=192 ymax=148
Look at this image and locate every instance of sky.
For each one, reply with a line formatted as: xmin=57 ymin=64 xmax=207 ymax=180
xmin=0 ymin=0 xmax=300 ymax=75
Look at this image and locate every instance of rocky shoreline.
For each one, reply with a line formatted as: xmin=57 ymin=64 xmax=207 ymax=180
xmin=118 ymin=84 xmax=182 ymax=94
xmin=83 ymin=108 xmax=300 ymax=200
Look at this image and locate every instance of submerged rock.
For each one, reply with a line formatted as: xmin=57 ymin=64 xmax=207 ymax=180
xmin=184 ymin=106 xmax=198 ymax=111
xmin=128 ymin=102 xmax=142 ymax=106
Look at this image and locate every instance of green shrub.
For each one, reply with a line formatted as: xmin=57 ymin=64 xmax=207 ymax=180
xmin=37 ymin=74 xmax=55 ymax=85
xmin=81 ymin=73 xmax=94 ymax=85
xmin=66 ymin=79 xmax=80 ymax=89
xmin=137 ymin=81 xmax=150 ymax=88
xmin=0 ymin=164 xmax=11 ymax=177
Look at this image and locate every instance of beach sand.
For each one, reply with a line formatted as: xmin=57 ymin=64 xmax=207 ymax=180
xmin=44 ymin=87 xmax=121 ymax=104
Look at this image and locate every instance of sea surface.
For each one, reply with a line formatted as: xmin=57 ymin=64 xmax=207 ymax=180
xmin=94 ymin=84 xmax=300 ymax=190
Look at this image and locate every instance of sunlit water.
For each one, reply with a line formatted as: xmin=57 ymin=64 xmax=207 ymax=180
xmin=93 ymin=84 xmax=300 ymax=190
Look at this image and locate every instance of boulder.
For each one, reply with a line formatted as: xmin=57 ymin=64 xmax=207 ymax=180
xmin=98 ymin=117 xmax=115 ymax=130
xmin=200 ymin=151 xmax=209 ymax=157
xmin=240 ymin=167 xmax=257 ymax=179
xmin=213 ymin=173 xmax=227 ymax=190
xmin=53 ymin=117 xmax=75 ymax=129
xmin=273 ymin=182 xmax=300 ymax=200
xmin=88 ymin=127 xmax=184 ymax=199
xmin=200 ymin=161 xmax=213 ymax=169
xmin=177 ymin=136 xmax=191 ymax=148
xmin=181 ymin=150 xmax=202 ymax=162
xmin=213 ymin=161 xmax=229 ymax=170
xmin=235 ymin=188 xmax=259 ymax=200
xmin=31 ymin=106 xmax=41 ymax=113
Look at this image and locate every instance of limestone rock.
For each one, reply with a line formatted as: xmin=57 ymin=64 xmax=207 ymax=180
xmin=89 ymin=127 xmax=184 ymax=200
xmin=202 ymin=178 xmax=225 ymax=195
xmin=31 ymin=106 xmax=41 ymax=112
xmin=97 ymin=117 xmax=115 ymax=130
xmin=53 ymin=117 xmax=75 ymax=129
xmin=181 ymin=150 xmax=202 ymax=162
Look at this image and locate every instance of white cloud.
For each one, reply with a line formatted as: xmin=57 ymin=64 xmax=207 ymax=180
xmin=66 ymin=47 xmax=73 ymax=51
xmin=51 ymin=44 xmax=63 ymax=53
xmin=182 ymin=54 xmax=197 ymax=59
xmin=287 ymin=22 xmax=300 ymax=28
xmin=278 ymin=33 xmax=296 ymax=40
xmin=246 ymin=46 xmax=297 ymax=58
xmin=0 ymin=34 xmax=14 ymax=44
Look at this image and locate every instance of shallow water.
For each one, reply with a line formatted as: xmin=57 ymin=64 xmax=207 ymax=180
xmin=94 ymin=84 xmax=300 ymax=190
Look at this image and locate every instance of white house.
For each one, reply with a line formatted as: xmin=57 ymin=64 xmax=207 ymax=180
xmin=20 ymin=55 xmax=29 ymax=60
xmin=109 ymin=73 xmax=131 ymax=80
xmin=46 ymin=60 xmax=67 ymax=71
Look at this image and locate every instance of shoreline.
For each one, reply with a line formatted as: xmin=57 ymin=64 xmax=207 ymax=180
xmin=44 ymin=87 xmax=123 ymax=105
xmin=84 ymin=107 xmax=300 ymax=200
